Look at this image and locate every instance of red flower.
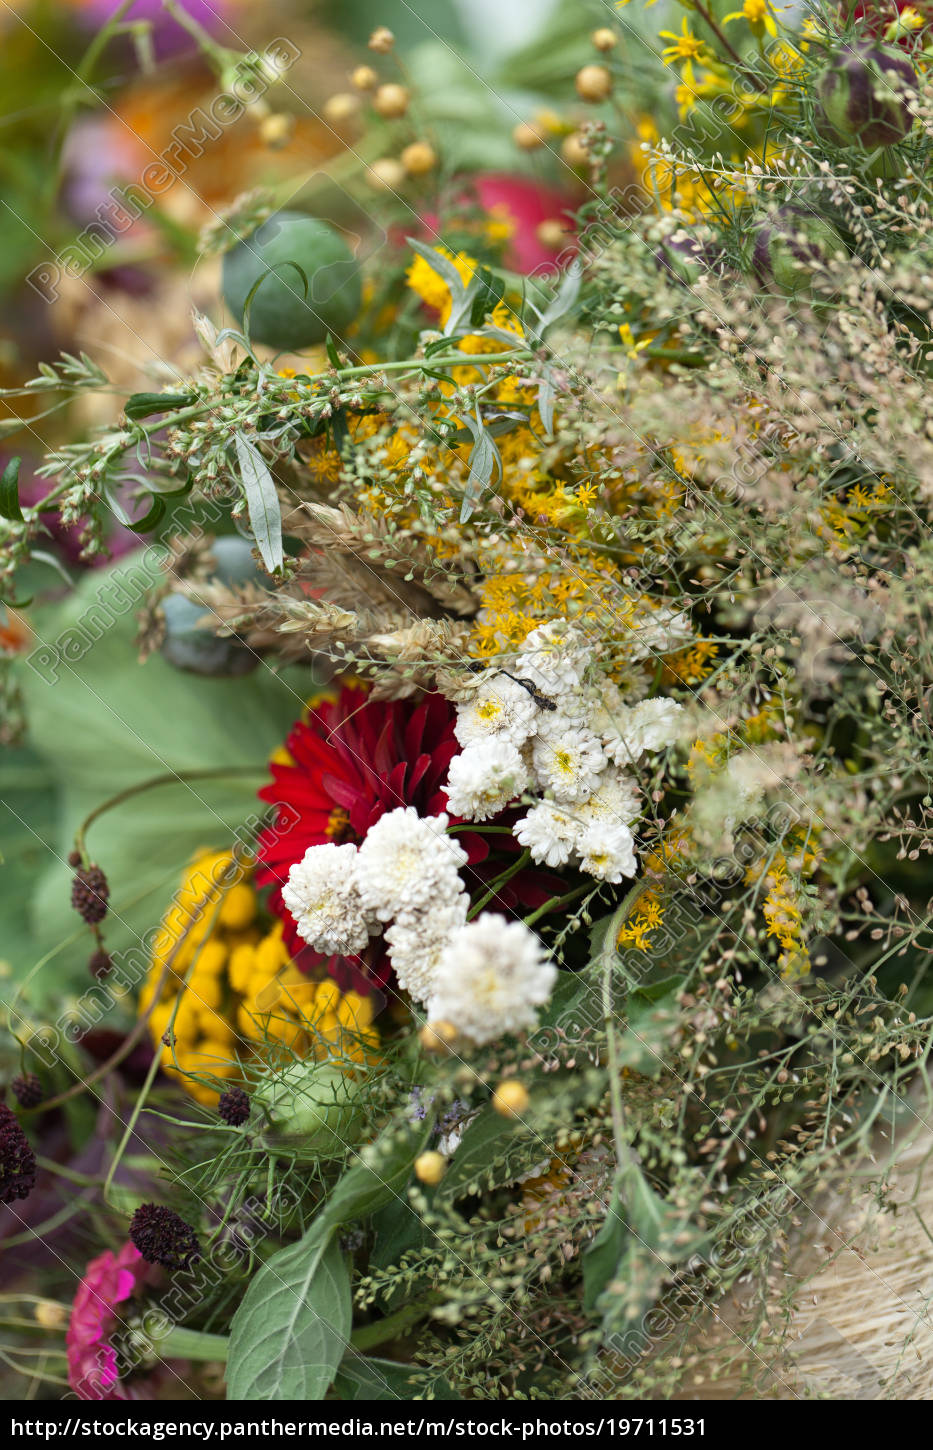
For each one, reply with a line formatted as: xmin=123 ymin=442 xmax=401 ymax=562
xmin=255 ymin=684 xmax=563 ymax=993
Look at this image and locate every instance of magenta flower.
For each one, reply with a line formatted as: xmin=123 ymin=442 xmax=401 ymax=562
xmin=66 ymin=1241 xmax=150 ymax=1400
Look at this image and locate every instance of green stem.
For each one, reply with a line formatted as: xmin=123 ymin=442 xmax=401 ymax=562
xmin=523 ymin=881 xmax=591 ymax=929
xmin=34 ymin=1156 xmax=104 ymax=1189
xmin=468 ymin=849 xmax=532 ymax=919
xmin=600 ymin=882 xmax=652 ymax=1170
xmin=350 ymin=1293 xmax=442 ymax=1352
xmin=103 ymin=1042 xmax=163 ymax=1209
xmin=159 ymin=1327 xmax=230 ymax=1363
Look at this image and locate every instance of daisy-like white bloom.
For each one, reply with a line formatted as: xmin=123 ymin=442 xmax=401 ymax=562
xmin=532 ymin=725 xmax=607 ymax=803
xmin=514 ymin=800 xmax=579 ymax=867
xmin=575 ymin=769 xmax=642 ymax=829
xmin=515 ymin=620 xmax=590 ymax=697
xmin=427 ymin=913 xmax=557 ymax=1045
xmin=603 ymin=696 xmax=685 ymax=765
xmin=385 ymin=896 xmax=469 ymax=1005
xmin=577 ymin=821 xmax=638 ymax=883
xmin=356 ymin=807 xmax=467 ymax=922
xmin=444 ymin=740 xmax=528 ymax=821
xmin=454 ymin=673 xmax=537 ymax=749
xmin=282 ymin=842 xmax=377 ymax=955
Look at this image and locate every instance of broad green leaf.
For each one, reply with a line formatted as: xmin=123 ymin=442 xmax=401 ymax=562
xmin=14 ymin=550 xmax=310 ymax=1003
xmin=227 ymin=1228 xmax=350 ymax=1400
xmin=235 ymin=431 xmax=283 ymax=573
xmin=459 ymin=412 xmax=501 ymax=524
xmin=530 ymin=261 xmax=582 ymax=339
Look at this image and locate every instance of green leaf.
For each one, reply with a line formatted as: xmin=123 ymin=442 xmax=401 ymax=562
xmin=439 ymin=1106 xmax=517 ymax=1194
xmin=226 ymin=1228 xmax=350 ymax=1400
xmin=321 ymin=1120 xmax=432 ymax=1229
xmin=235 ymin=431 xmax=284 ymax=573
xmin=459 ymin=411 xmax=501 ymax=524
xmin=0 ymin=456 xmax=23 ymax=521
xmin=583 ymin=1184 xmax=626 ymax=1312
xmin=14 ymin=549 xmax=311 ymax=1001
xmin=468 ymin=266 xmax=505 ymax=327
xmin=325 ymin=333 xmax=341 ymax=369
xmin=124 ymin=391 xmax=197 ymax=421
xmin=530 ymin=261 xmax=582 ymax=339
xmin=334 ymin=1355 xmax=458 ymax=1401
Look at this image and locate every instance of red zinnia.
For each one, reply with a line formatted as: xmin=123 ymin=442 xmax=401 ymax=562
xmin=254 ymin=684 xmax=562 ymax=993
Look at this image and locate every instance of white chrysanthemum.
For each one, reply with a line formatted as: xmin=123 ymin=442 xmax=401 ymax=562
xmin=577 ymin=822 xmax=638 ymax=883
xmin=444 ymin=740 xmax=528 ymax=821
xmin=454 ymin=673 xmax=537 ymax=749
xmin=356 ymin=807 xmax=467 ymax=922
xmin=603 ymin=696 xmax=685 ymax=765
xmin=386 ymin=896 xmax=469 ymax=1005
xmin=576 ymin=770 xmax=642 ymax=829
xmin=514 ymin=800 xmax=578 ymax=867
xmin=427 ymin=913 xmax=557 ymax=1045
xmin=532 ymin=725 xmax=607 ymax=803
xmin=515 ymin=620 xmax=590 ymax=697
xmin=282 ymin=842 xmax=376 ymax=956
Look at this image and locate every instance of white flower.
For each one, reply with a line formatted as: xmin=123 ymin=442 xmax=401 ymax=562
xmin=454 ymin=673 xmax=537 ymax=749
xmin=356 ymin=807 xmax=467 ymax=922
xmin=532 ymin=725 xmax=607 ymax=803
xmin=624 ymin=604 xmax=693 ymax=661
xmin=603 ymin=697 xmax=685 ymax=765
xmin=515 ymin=620 xmax=590 ymax=697
xmin=444 ymin=740 xmax=528 ymax=821
xmin=386 ymin=896 xmax=469 ymax=1005
xmin=282 ymin=842 xmax=377 ymax=956
xmin=577 ymin=822 xmax=638 ymax=883
xmin=427 ymin=913 xmax=557 ymax=1045
xmin=514 ymin=800 xmax=579 ymax=867
xmin=576 ymin=770 xmax=642 ymax=829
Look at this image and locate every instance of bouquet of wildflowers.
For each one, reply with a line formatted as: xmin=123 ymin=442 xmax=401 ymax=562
xmin=2 ymin=0 xmax=933 ymax=1402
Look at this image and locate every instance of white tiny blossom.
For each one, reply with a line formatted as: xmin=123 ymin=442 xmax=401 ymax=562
xmin=386 ymin=896 xmax=469 ymax=1005
xmin=515 ymin=620 xmax=589 ymax=697
xmin=603 ymin=696 xmax=685 ymax=765
xmin=356 ymin=807 xmax=467 ymax=922
xmin=454 ymin=673 xmax=537 ymax=749
xmin=577 ymin=822 xmax=638 ymax=883
xmin=532 ymin=725 xmax=607 ymax=803
xmin=282 ymin=842 xmax=377 ymax=956
xmin=427 ymin=913 xmax=557 ymax=1045
xmin=514 ymin=800 xmax=578 ymax=867
xmin=444 ymin=740 xmax=528 ymax=821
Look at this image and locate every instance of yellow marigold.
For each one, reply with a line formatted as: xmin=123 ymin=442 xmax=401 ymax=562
xmin=405 ymin=248 xmax=479 ymax=324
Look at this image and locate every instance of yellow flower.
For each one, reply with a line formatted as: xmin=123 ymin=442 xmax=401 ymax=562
xmin=659 ymin=19 xmax=708 ymax=65
xmin=724 ymin=0 xmax=779 ymax=36
xmin=405 ymin=248 xmax=479 ymax=325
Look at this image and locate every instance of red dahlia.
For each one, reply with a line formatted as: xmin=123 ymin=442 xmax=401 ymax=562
xmin=254 ymin=684 xmax=563 ymax=993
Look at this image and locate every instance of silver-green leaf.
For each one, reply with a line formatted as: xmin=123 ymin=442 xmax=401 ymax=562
xmin=234 ymin=431 xmax=284 ymax=574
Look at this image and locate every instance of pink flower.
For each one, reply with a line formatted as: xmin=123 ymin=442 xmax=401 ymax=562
xmin=66 ymin=1241 xmax=149 ymax=1400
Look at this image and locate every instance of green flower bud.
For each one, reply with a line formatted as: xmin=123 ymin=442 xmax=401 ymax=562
xmin=255 ymin=1059 xmax=365 ymax=1160
xmin=815 ymin=44 xmax=917 ymax=150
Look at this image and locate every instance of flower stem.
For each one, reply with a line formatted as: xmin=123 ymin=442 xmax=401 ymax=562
xmin=467 ymin=849 xmax=532 ymax=919
xmin=350 ymin=1293 xmax=442 ymax=1352
xmin=159 ymin=1327 xmax=230 ymax=1363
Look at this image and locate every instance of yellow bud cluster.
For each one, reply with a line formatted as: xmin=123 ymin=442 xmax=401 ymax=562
xmin=140 ymin=850 xmax=379 ymax=1104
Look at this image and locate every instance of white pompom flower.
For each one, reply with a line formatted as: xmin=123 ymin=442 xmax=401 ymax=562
xmin=427 ymin=913 xmax=557 ymax=1045
xmin=513 ymin=800 xmax=579 ymax=867
xmin=356 ymin=807 xmax=467 ymax=922
xmin=282 ymin=842 xmax=377 ymax=956
xmin=603 ymin=696 xmax=686 ymax=765
xmin=385 ymin=896 xmax=469 ymax=1005
xmin=444 ymin=740 xmax=529 ymax=821
xmin=515 ymin=620 xmax=590 ymax=697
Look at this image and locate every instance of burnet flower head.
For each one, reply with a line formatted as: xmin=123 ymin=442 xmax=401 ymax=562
xmin=427 ymin=913 xmax=557 ymax=1045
